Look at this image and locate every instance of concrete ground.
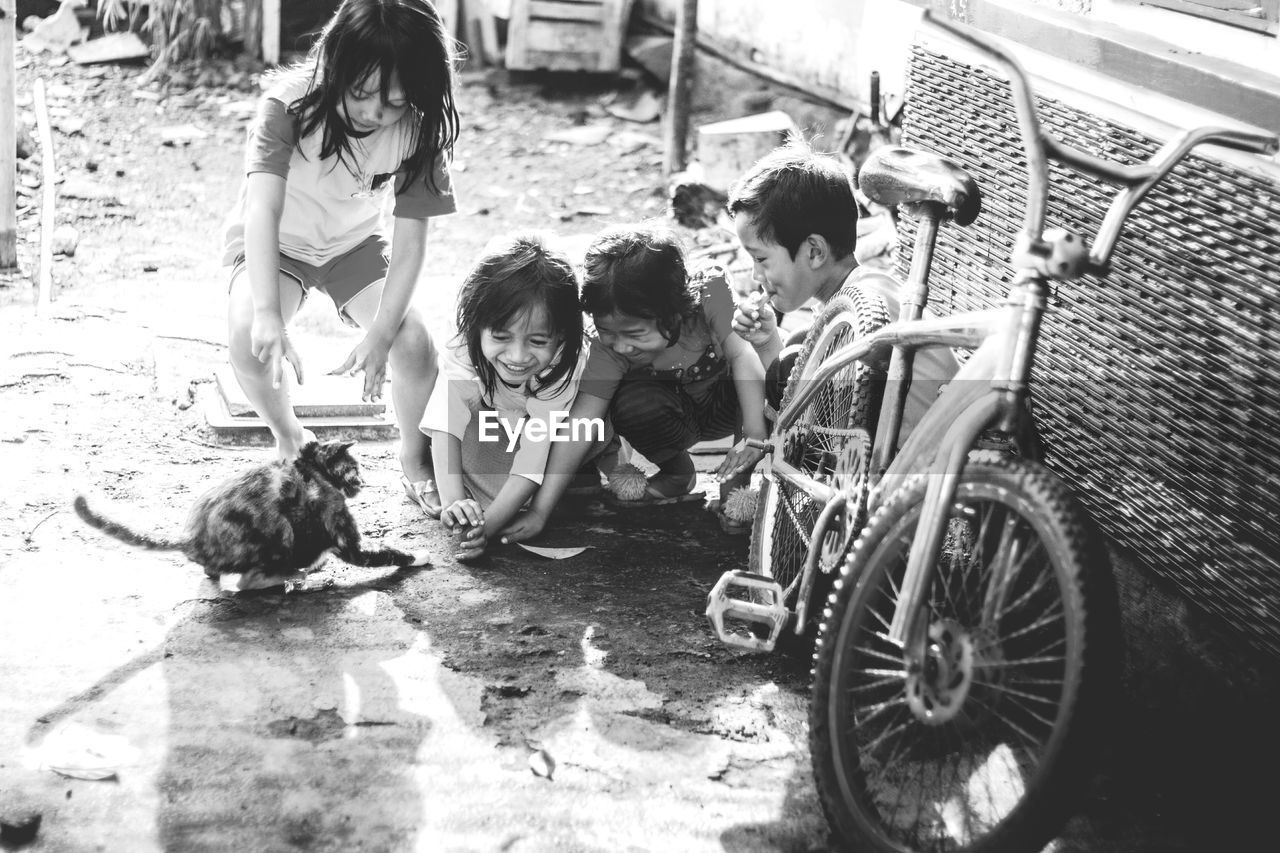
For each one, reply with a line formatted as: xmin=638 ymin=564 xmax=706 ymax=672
xmin=2 ymin=262 xmax=1266 ymax=853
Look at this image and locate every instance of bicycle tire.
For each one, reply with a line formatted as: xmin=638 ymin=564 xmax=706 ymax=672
xmin=749 ymin=289 xmax=890 ymax=638
xmin=810 ymin=453 xmax=1117 ymax=853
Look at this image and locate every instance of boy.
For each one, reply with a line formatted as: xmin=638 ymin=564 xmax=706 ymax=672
xmin=727 ymin=138 xmax=957 ymax=438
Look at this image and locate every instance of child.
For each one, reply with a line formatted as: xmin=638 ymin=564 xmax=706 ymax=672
xmin=420 ymin=233 xmax=595 ymax=561
xmin=223 ymin=0 xmax=459 ymax=510
xmin=502 ymin=225 xmax=770 ymax=543
xmin=727 ymin=138 xmax=957 ymax=435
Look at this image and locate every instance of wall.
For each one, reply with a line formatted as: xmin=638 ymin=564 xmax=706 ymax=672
xmin=636 ymin=0 xmax=1280 ymax=132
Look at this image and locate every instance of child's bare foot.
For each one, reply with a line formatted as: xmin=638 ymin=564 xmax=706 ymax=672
xmin=277 ymin=427 xmax=317 ymax=461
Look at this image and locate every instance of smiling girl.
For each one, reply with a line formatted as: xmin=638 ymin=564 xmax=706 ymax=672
xmin=420 ymin=233 xmax=606 ymax=561
xmin=223 ymin=0 xmax=458 ymax=500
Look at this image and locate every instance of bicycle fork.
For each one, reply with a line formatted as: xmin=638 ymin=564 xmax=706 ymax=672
xmin=889 ymin=280 xmax=1046 ymax=715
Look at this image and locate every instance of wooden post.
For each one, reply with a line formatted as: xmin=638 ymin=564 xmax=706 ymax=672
xmin=1 ymin=0 xmax=18 ymax=269
xmin=243 ymin=0 xmax=262 ymax=62
xmin=663 ymin=0 xmax=697 ymax=176
xmin=263 ymin=0 xmax=279 ymax=65
xmin=33 ymin=77 xmax=54 ymax=313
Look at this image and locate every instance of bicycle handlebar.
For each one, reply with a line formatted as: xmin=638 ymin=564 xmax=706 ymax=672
xmin=921 ymin=11 xmax=1279 ymax=266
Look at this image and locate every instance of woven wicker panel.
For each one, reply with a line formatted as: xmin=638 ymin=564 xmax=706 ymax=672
xmin=894 ymin=46 xmax=1280 ymax=659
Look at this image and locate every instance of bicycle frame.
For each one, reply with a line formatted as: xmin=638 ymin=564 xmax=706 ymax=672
xmin=764 ymin=269 xmax=1041 ymax=636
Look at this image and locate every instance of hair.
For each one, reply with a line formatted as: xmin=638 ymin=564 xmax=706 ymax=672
xmin=581 ymin=225 xmax=699 ymax=347
xmin=289 ymin=0 xmax=460 ymax=194
xmin=456 ymin=232 xmax=584 ymax=401
xmin=727 ymin=135 xmax=858 ymax=260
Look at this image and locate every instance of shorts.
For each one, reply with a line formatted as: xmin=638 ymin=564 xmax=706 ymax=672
xmin=229 ymin=235 xmax=389 ymax=327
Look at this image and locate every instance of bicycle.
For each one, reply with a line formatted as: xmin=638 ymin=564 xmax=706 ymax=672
xmin=706 ymin=10 xmax=1278 ymax=853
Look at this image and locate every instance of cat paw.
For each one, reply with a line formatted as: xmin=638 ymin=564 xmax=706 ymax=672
xmin=409 ymin=550 xmax=432 ymax=568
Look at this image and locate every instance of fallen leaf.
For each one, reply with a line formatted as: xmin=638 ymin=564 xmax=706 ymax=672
xmin=528 ymin=748 xmax=556 ymax=780
xmin=39 ymin=722 xmax=136 ymax=782
xmin=515 ymin=544 xmax=592 ymax=560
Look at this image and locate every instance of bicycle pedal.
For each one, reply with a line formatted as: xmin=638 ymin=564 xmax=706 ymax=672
xmin=705 ymin=571 xmax=789 ymax=652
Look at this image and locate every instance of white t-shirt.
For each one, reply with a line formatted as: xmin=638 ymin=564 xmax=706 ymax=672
xmin=222 ymin=71 xmax=456 ymax=267
xmin=420 ymin=341 xmax=588 ymax=486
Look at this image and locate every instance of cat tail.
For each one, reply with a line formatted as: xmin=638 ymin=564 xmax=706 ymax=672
xmin=73 ymin=495 xmax=185 ymax=552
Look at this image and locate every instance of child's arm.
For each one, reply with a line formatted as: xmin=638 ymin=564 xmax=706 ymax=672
xmin=732 ymin=291 xmax=782 ymax=372
xmin=481 ymin=477 xmax=539 ymax=540
xmin=498 ymin=391 xmax=611 ymax=544
xmin=429 ymin=430 xmax=490 ymax=561
xmin=330 ymin=216 xmax=430 ymax=401
xmin=243 ymin=172 xmax=304 ymax=387
xmin=428 ymin=430 xmax=470 ymax=514
xmin=719 ymin=332 xmax=770 ymax=483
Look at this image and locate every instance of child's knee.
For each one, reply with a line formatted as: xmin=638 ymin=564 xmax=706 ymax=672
xmin=610 ymin=385 xmax=683 ymax=435
xmin=390 ymin=310 xmax=437 ymax=364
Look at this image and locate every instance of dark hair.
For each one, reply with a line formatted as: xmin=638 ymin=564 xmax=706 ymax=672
xmin=456 ymin=232 xmax=583 ymax=402
xmin=291 ymin=0 xmax=460 ymax=194
xmin=581 ymin=226 xmax=698 ymax=346
xmin=727 ymin=136 xmax=858 ymax=259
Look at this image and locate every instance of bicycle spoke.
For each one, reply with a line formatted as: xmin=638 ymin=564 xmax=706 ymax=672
xmin=990 ymin=606 xmax=1065 ymax=646
xmin=972 ymin=677 xmax=1061 ymax=708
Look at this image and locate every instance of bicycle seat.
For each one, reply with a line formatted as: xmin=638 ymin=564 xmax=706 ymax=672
xmin=859 ymin=147 xmax=982 ymax=226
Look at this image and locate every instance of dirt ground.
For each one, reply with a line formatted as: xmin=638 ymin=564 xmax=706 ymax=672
xmin=0 ymin=36 xmax=1250 ymax=853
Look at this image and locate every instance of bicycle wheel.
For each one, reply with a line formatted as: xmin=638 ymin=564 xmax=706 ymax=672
xmin=750 ymin=288 xmax=889 ymax=634
xmin=810 ymin=453 xmax=1117 ymax=853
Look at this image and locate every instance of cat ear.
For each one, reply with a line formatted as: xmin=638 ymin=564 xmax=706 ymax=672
xmin=335 ymin=441 xmax=356 ymax=455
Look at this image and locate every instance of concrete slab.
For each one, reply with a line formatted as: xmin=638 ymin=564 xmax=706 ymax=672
xmin=214 ymin=364 xmax=387 ymax=419
xmin=202 ymin=389 xmax=399 ymax=446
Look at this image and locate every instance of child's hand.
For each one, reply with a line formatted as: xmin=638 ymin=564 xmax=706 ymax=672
xmin=732 ymin=292 xmax=777 ymax=347
xmin=329 ymin=333 xmax=392 ymax=402
xmin=498 ymin=507 xmax=547 ymax=544
xmin=716 ymin=438 xmax=767 ymax=483
xmin=452 ymin=522 xmax=487 ymax=562
xmin=251 ymin=311 xmax=305 ymax=389
xmin=441 ymin=498 xmax=484 ymax=530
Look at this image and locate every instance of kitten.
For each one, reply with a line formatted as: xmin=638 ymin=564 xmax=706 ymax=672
xmin=74 ymin=440 xmax=429 ymax=590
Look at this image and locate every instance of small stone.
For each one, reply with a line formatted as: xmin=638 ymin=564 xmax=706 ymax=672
xmin=52 ymin=224 xmax=79 ymax=257
xmin=0 ymin=804 xmax=42 ymax=846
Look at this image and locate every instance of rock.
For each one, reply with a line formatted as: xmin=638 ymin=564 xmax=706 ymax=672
xmin=0 ymin=798 xmax=43 ymax=846
xmin=52 ymin=224 xmax=79 ymax=257
xmin=53 ymin=116 xmax=85 ymax=136
xmin=158 ymin=124 xmax=209 ymax=145
xmin=605 ymin=88 xmax=663 ymax=124
xmin=16 ymin=123 xmax=37 ymax=160
xmin=59 ymin=177 xmax=122 ymax=204
xmin=544 ymin=125 xmax=612 ymax=146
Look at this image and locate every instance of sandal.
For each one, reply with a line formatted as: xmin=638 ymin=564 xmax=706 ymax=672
xmin=401 ymin=475 xmax=442 ymax=519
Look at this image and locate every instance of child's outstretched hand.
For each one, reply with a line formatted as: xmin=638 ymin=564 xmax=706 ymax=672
xmin=442 ymin=498 xmax=484 ymax=529
xmin=251 ymin=312 xmax=305 ymax=389
xmin=329 ymin=332 xmax=392 ymax=402
xmin=498 ymin=507 xmax=547 ymax=545
xmin=716 ymin=437 xmax=767 ymax=484
xmin=732 ymin=291 xmax=777 ymax=347
xmin=442 ymin=499 xmax=487 ymax=561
